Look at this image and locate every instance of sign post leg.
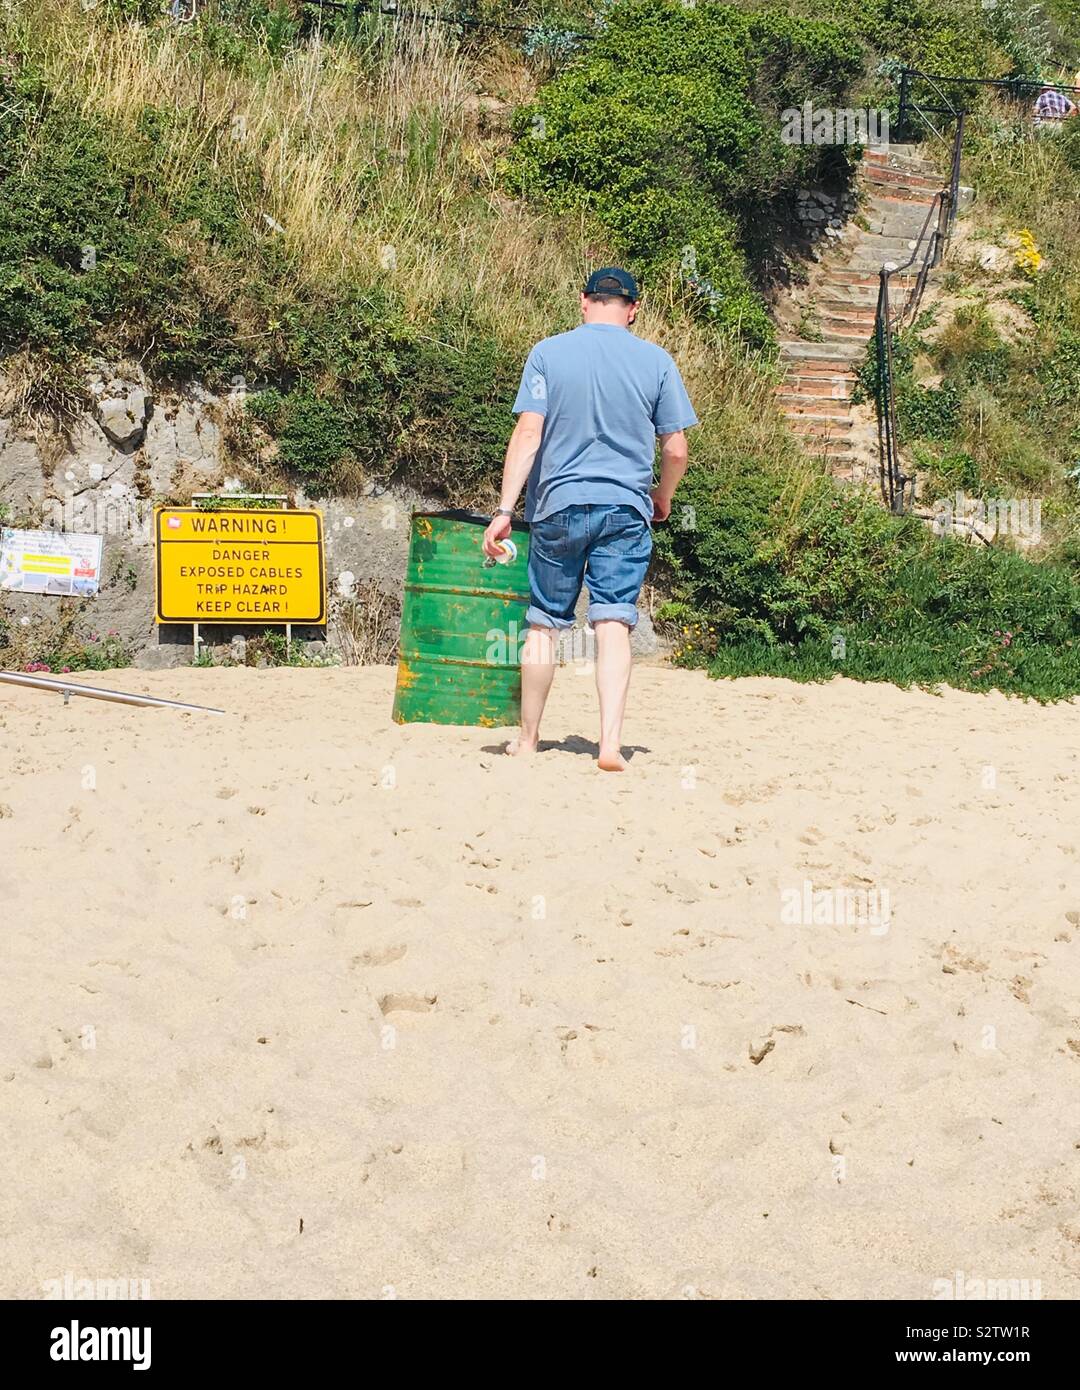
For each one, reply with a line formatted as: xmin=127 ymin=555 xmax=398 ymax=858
xmin=286 ymin=623 xmax=292 ymax=659
xmin=193 ymin=622 xmax=200 ymax=662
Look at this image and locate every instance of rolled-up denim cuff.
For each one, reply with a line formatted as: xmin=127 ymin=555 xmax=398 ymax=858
xmin=525 ymin=604 xmax=576 ymax=630
xmin=587 ymin=601 xmax=638 ymax=629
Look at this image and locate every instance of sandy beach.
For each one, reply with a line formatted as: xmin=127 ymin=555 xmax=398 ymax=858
xmin=2 ymin=664 xmax=1078 ymax=1300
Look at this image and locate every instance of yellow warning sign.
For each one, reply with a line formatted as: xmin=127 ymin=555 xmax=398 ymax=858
xmin=155 ymin=507 xmax=326 ymax=625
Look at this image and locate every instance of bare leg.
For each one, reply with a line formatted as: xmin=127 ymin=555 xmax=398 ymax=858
xmin=594 ymin=619 xmax=632 ymax=771
xmin=509 ymin=623 xmax=557 ymax=756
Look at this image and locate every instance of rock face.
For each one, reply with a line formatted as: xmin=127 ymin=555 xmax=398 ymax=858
xmin=89 ymin=366 xmax=153 ymax=453
xmin=1 ymin=365 xmax=226 ymax=665
xmin=796 ymin=186 xmax=859 ymax=242
xmin=1 ymin=365 xmax=667 ymax=669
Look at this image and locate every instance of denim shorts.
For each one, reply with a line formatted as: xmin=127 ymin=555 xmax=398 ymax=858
xmin=526 ymin=504 xmax=653 ymax=630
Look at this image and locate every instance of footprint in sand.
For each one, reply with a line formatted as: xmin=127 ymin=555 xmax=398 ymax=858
xmin=378 ymin=992 xmax=436 ymax=1015
xmin=353 ymin=945 xmax=408 ymax=967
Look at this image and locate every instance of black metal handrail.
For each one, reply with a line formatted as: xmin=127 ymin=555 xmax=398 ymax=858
xmin=873 ymin=111 xmax=965 ymax=513
xmin=898 ymin=66 xmax=1080 ymax=122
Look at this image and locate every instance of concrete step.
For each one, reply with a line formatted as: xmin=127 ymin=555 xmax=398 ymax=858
xmin=777 ymin=394 xmax=852 ymax=415
xmin=781 ymin=373 xmax=854 ymax=396
xmin=818 ymin=288 xmax=903 ymax=310
xmin=865 ymin=197 xmax=938 ymax=237
xmin=867 ymin=191 xmax=937 ymax=213
xmin=860 ymin=233 xmax=925 ymax=252
xmin=846 ymin=250 xmax=924 ymax=272
xmin=819 ymin=323 xmax=874 ymax=342
xmin=789 ymin=413 xmax=855 ymax=432
xmin=800 ymin=430 xmax=859 ymax=449
xmin=819 ymin=304 xmax=877 ymax=325
xmin=868 ymin=194 xmax=939 ymax=225
xmin=778 ymin=378 xmax=854 ymax=397
xmin=869 ymin=219 xmax=937 ymax=242
xmin=803 ymin=442 xmax=858 ymax=459
xmin=862 ymin=145 xmax=938 ymax=174
xmin=779 ymin=339 xmax=866 ymax=362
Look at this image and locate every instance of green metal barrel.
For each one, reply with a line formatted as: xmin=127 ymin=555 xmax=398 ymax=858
xmin=392 ymin=510 xmax=531 ymax=727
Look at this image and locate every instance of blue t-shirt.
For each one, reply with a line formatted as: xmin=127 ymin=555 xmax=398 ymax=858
xmin=511 ymin=323 xmax=699 ymax=523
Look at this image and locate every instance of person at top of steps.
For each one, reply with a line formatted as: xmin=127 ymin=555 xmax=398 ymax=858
xmin=482 ymin=268 xmax=698 ymax=772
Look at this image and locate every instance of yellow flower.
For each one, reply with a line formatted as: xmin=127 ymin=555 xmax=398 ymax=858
xmin=1012 ymin=228 xmax=1043 ymax=277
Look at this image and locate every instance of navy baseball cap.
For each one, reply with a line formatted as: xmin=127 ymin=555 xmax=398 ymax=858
xmin=583 ymin=266 xmax=639 ymax=300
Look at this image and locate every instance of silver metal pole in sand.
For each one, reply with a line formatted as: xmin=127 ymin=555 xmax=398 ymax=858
xmin=0 ymin=669 xmax=225 ymax=714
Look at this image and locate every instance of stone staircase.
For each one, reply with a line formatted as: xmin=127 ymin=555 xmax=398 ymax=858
xmin=775 ymin=144 xmax=945 ymax=483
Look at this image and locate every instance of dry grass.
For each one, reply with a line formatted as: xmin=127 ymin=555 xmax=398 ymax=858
xmin=331 ymin=583 xmax=401 ymax=665
xmin=7 ymin=1 xmax=810 ymax=486
xmin=17 ymin=2 xmax=579 ymax=348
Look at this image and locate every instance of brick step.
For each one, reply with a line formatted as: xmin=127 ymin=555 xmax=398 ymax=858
xmin=826 ymin=268 xmax=918 ymax=287
xmin=778 ymin=361 xmax=856 ymax=378
xmin=863 ymin=175 xmax=943 ymax=200
xmin=780 ymin=374 xmax=854 ymax=396
xmin=864 ymin=165 xmax=942 ymax=191
xmin=865 ymin=183 xmax=944 ymax=206
xmin=861 ymin=164 xmax=938 ymax=184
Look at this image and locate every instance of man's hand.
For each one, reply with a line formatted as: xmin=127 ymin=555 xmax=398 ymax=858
xmin=483 ymin=513 xmax=512 ymax=558
xmin=650 ymin=488 xmax=673 ymax=522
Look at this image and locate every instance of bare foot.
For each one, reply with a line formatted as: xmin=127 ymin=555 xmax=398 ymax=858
xmin=506 ymin=737 xmax=537 ymax=757
xmin=597 ymin=747 xmax=627 ymax=772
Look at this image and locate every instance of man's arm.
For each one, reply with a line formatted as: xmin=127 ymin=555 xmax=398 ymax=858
xmin=651 ymin=430 xmax=689 ymax=521
xmin=482 ymin=411 xmax=544 ymax=557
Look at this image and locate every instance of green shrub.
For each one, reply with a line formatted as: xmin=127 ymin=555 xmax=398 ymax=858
xmin=655 ymin=458 xmax=1080 ymax=698
xmin=505 ymin=0 xmax=863 ymax=346
xmin=248 ymin=389 xmax=352 ymax=491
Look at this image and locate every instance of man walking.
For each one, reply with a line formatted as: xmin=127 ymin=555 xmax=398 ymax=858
xmin=482 ymin=268 xmax=698 ymax=771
